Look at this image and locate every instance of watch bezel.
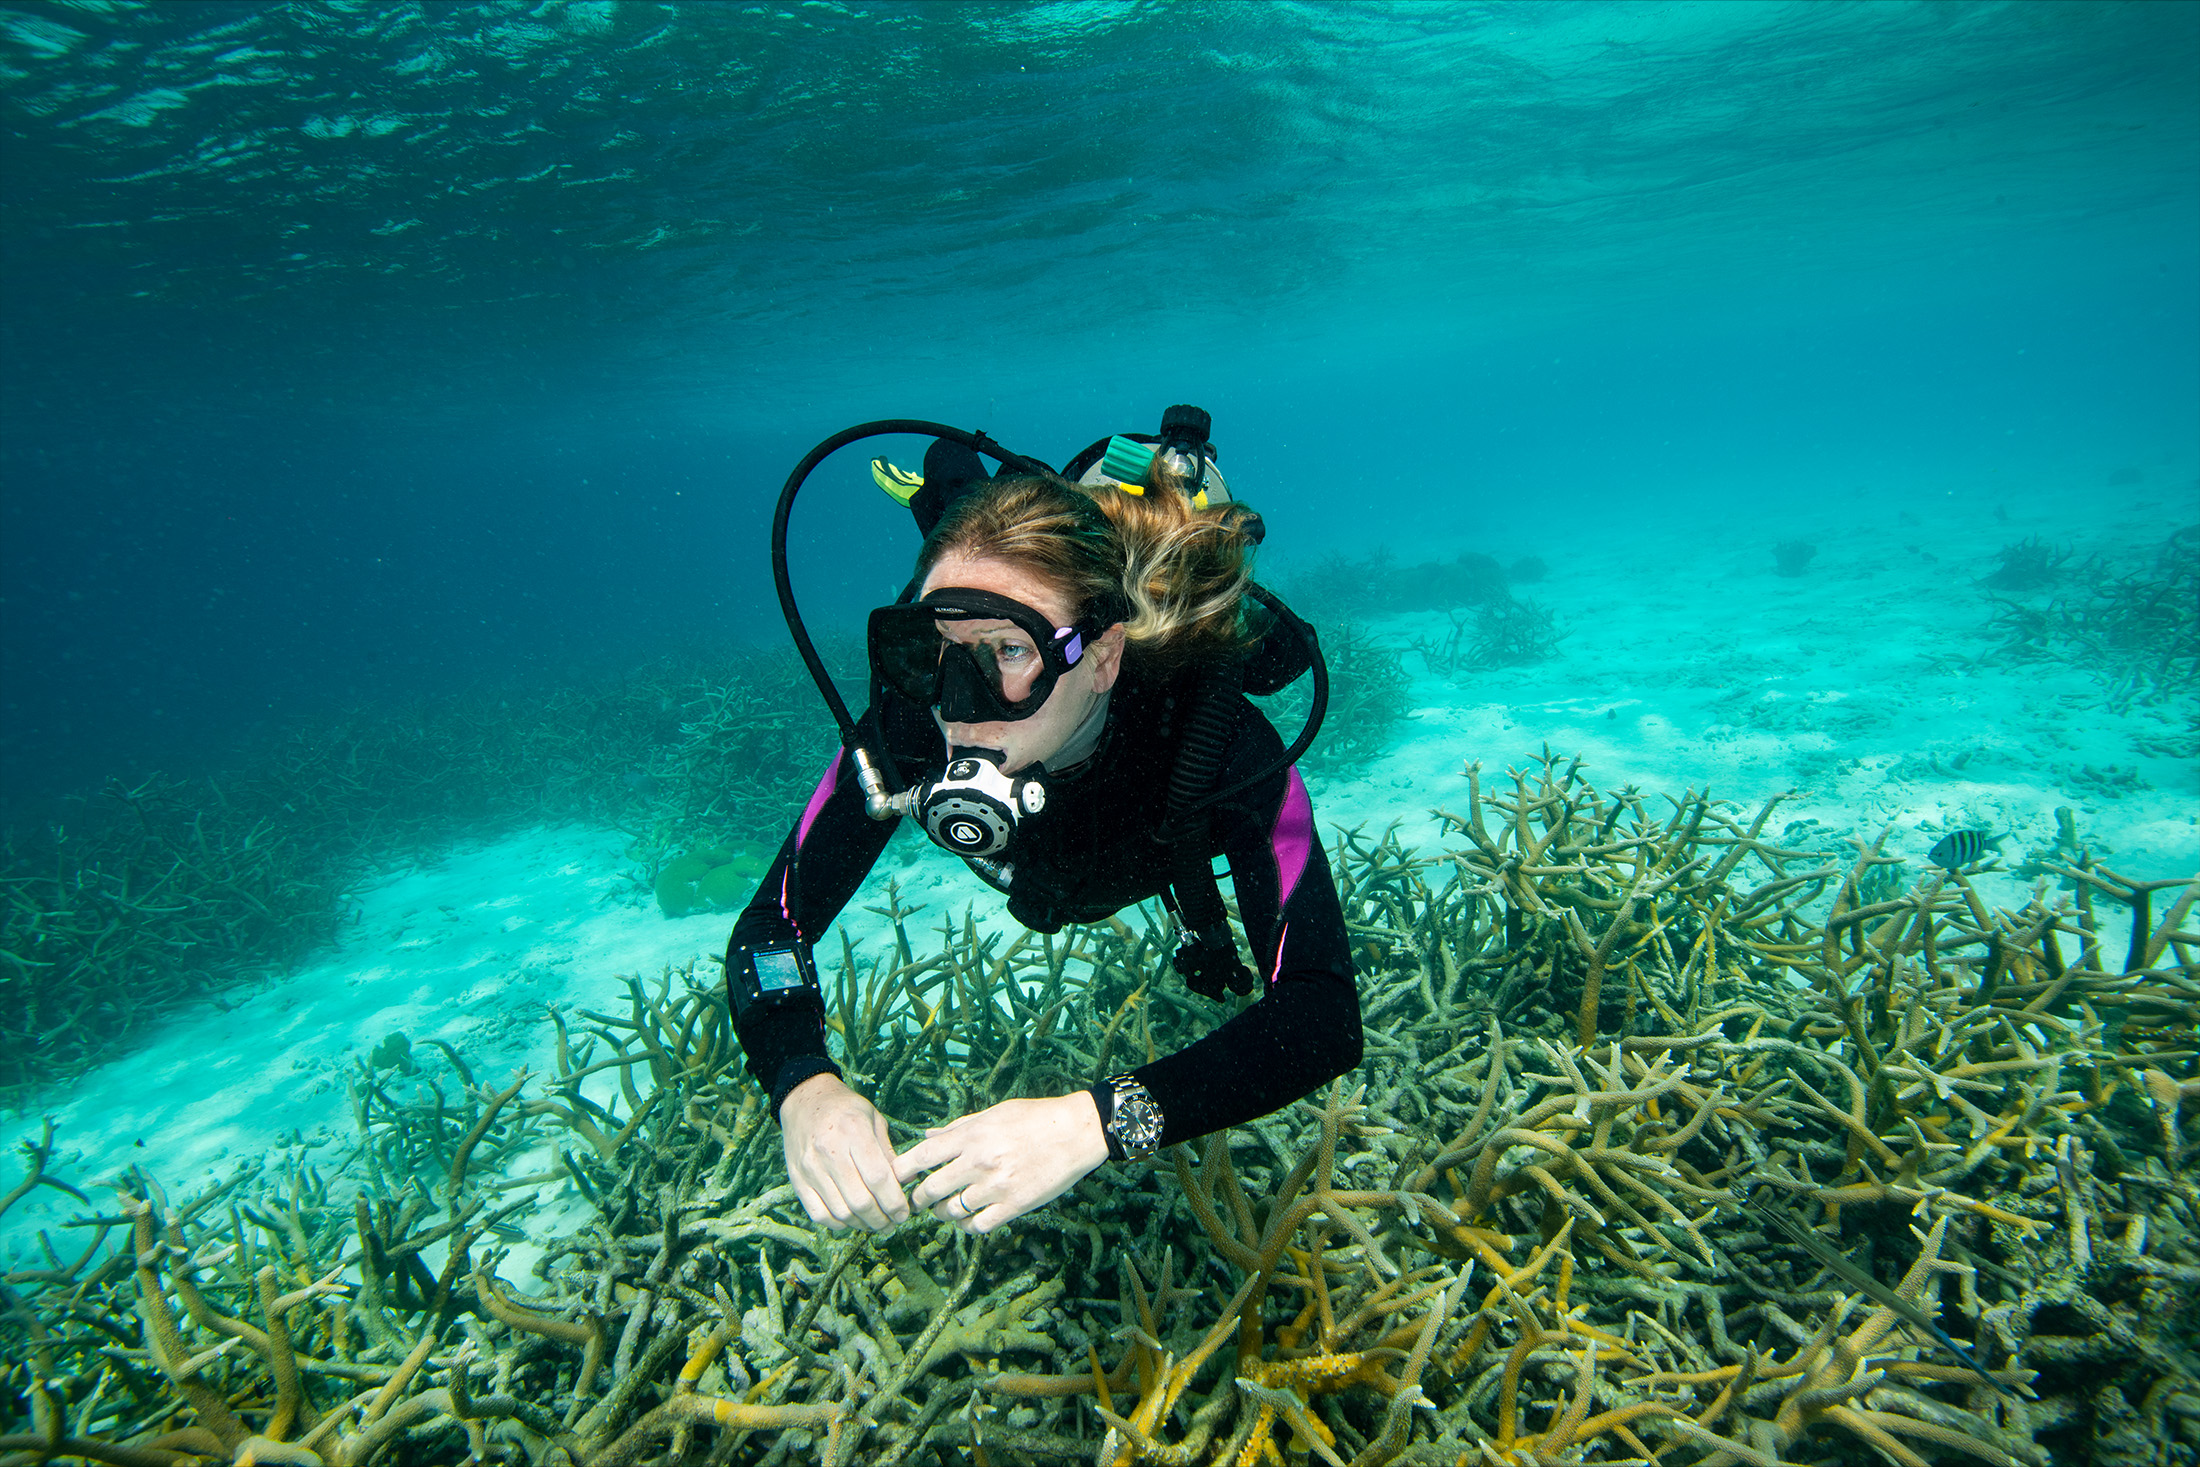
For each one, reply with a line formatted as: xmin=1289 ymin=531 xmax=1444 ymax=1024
xmin=1105 ymin=1074 xmax=1164 ymax=1161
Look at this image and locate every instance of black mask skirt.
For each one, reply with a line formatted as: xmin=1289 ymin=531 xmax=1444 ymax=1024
xmin=868 ymin=587 xmax=1117 ymax=724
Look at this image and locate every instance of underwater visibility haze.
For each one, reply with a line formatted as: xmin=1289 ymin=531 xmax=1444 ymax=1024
xmin=2 ymin=3 xmax=2199 ymax=1465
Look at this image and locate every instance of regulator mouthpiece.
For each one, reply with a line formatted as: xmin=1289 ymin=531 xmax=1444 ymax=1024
xmin=888 ymin=747 xmax=1048 ymax=858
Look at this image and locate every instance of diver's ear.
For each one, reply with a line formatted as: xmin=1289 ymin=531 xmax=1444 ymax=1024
xmin=1087 ymin=623 xmax=1127 ymax=694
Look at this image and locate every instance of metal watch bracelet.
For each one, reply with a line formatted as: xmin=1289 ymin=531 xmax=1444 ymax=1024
xmin=1097 ymin=1073 xmax=1164 ymax=1162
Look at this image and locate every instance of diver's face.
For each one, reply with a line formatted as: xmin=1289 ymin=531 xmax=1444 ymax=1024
xmin=920 ymin=551 xmax=1123 ymax=774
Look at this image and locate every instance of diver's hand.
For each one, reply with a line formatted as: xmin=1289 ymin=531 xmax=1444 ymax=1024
xmin=779 ymin=1073 xmax=909 ymax=1232
xmin=893 ymin=1091 xmax=1109 ymax=1233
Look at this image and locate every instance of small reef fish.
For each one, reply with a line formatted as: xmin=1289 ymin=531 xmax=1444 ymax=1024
xmin=1928 ymin=828 xmax=2003 ymax=871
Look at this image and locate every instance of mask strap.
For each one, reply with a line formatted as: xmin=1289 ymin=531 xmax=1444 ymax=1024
xmin=1057 ymin=593 xmax=1128 ymax=670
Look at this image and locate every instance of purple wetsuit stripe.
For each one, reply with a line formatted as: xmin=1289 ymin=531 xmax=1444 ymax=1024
xmin=1273 ymin=767 xmax=1313 ymax=912
xmin=796 ymin=751 xmax=844 ymax=851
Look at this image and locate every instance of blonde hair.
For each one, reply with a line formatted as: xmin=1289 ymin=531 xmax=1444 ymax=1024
xmin=917 ymin=467 xmax=1258 ymax=674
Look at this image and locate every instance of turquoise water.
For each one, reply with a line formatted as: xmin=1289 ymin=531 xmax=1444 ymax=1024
xmin=2 ymin=12 xmax=2198 ymax=1462
xmin=3 ymin=0 xmax=2194 ymax=802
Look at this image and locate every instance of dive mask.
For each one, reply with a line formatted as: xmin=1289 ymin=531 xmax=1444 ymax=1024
xmin=868 ymin=587 xmax=1121 ymax=724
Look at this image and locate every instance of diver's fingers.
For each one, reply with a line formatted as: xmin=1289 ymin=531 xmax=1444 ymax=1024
xmin=893 ymin=1132 xmax=957 ymax=1187
xmin=927 ymin=1187 xmax=970 ymax=1226
xmin=786 ymin=1120 xmax=850 ymax=1229
xmin=852 ymin=1110 xmax=910 ymax=1226
xmin=927 ymin=1094 xmax=1108 ymax=1231
xmin=913 ymin=1168 xmax=982 ymax=1215
xmin=836 ymin=1174 xmax=893 ymax=1232
xmin=903 ymin=1130 xmax=991 ymax=1212
xmin=960 ymin=1195 xmax=1015 ymax=1234
xmin=838 ymin=1133 xmax=906 ymax=1231
xmin=784 ymin=1081 xmax=906 ymax=1231
xmin=790 ymin=1177 xmax=831 ymax=1228
xmin=803 ymin=1167 xmax=856 ymax=1232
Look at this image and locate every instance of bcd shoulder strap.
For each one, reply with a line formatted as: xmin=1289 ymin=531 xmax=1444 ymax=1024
xmin=1157 ymin=660 xmax=1256 ymax=1000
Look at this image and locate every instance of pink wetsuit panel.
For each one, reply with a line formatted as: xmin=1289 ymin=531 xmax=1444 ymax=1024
xmin=796 ymin=750 xmax=844 ymax=851
xmin=1267 ymin=768 xmax=1314 ymax=982
xmin=780 ymin=750 xmax=845 ymax=938
xmin=1272 ymin=767 xmax=1313 ymax=910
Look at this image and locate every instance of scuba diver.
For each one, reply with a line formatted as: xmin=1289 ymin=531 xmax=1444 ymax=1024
xmin=726 ymin=406 xmax=1361 ymax=1233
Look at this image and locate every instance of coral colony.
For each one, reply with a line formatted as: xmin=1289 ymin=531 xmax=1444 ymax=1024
xmin=5 ymin=750 xmax=2196 ymax=1465
xmin=0 ymin=649 xmax=837 ymax=1102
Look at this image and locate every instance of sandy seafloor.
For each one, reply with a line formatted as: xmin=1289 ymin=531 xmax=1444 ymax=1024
xmin=5 ymin=485 xmax=2196 ymax=1283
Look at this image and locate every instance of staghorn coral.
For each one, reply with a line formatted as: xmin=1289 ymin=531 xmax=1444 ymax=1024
xmin=0 ymin=773 xmax=359 ymax=1101
xmin=1415 ymin=600 xmax=1565 ymax=678
xmin=1263 ymin=624 xmax=1413 ymax=776
xmin=1981 ymin=541 xmax=2200 ymax=712
xmin=5 ymin=750 xmax=2197 ymax=1466
xmin=1983 ymin=536 xmax=2069 ymax=594
xmin=0 ymin=645 xmax=836 ymax=1101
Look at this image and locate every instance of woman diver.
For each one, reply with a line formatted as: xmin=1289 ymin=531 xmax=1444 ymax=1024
xmin=725 ymin=409 xmax=1362 ymax=1234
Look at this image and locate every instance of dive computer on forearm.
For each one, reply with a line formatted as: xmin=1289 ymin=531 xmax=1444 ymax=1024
xmin=728 ymin=940 xmax=823 ymax=1022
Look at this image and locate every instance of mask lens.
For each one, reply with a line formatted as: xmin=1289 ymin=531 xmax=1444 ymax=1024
xmin=870 ymin=612 xmax=948 ymax=707
xmin=868 ymin=590 xmax=1076 ymax=723
xmin=954 ymin=626 xmax=1043 ymax=703
xmin=936 ymin=628 xmax=1050 ymax=723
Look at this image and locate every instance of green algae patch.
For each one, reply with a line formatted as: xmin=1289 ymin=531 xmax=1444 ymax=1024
xmin=654 ymin=845 xmax=769 ymax=916
xmin=695 ymin=858 xmax=761 ymax=910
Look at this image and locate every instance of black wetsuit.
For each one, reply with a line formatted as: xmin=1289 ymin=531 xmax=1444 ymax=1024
xmin=725 ymin=668 xmax=1362 ymax=1149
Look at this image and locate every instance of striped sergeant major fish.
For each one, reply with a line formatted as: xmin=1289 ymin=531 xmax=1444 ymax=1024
xmin=1928 ymin=828 xmax=2006 ymax=872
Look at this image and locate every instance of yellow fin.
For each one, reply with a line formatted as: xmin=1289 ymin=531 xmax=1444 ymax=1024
xmin=870 ymin=457 xmax=924 ymax=506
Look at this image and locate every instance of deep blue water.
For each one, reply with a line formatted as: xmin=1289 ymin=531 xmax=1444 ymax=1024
xmin=3 ymin=0 xmax=2196 ymax=809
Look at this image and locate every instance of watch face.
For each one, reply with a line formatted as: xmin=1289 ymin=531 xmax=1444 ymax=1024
xmin=1110 ymin=1078 xmax=1164 ymax=1158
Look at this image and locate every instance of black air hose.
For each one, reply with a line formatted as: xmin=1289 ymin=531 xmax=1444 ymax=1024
xmin=1242 ymin=608 xmax=1314 ymax=696
xmin=772 ymin=418 xmax=1054 ymax=738
xmin=1150 ymin=584 xmax=1327 ymax=844
xmin=1156 ymin=659 xmax=1245 ymax=845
